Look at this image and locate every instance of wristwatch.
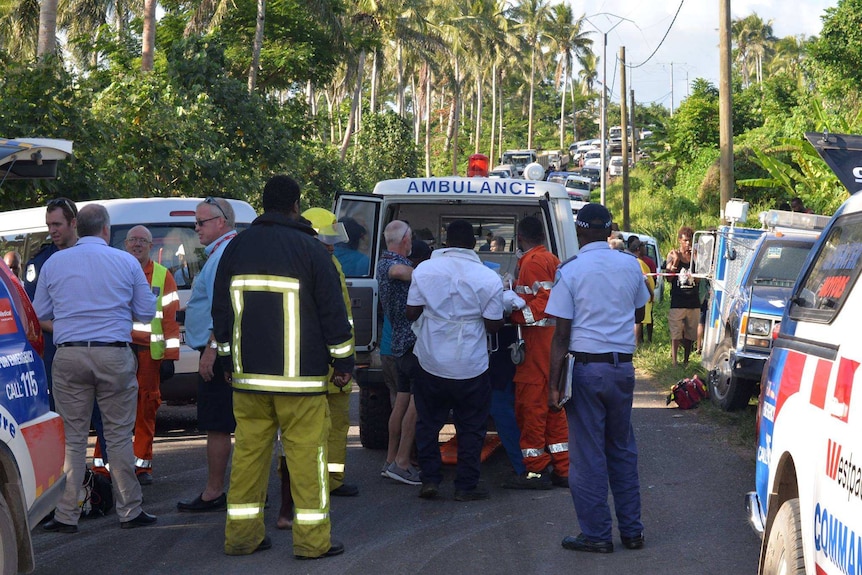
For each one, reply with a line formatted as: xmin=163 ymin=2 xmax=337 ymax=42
xmin=209 ymin=340 xmax=218 ymax=350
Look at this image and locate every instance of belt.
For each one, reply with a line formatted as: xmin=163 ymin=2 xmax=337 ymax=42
xmin=58 ymin=341 xmax=130 ymax=348
xmin=571 ymin=351 xmax=633 ymax=364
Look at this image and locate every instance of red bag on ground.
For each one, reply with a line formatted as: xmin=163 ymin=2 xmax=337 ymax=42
xmin=666 ymin=375 xmax=709 ymax=409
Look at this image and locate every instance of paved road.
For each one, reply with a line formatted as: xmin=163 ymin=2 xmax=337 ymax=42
xmin=31 ymin=378 xmax=761 ymax=575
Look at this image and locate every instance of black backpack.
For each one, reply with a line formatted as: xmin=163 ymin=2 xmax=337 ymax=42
xmin=80 ymin=468 xmax=114 ymax=518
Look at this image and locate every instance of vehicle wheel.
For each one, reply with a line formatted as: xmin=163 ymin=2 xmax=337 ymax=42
xmin=762 ymin=499 xmax=805 ymax=575
xmin=0 ymin=491 xmax=18 ymax=575
xmin=359 ymin=385 xmax=391 ymax=450
xmin=708 ymin=337 xmax=756 ymax=411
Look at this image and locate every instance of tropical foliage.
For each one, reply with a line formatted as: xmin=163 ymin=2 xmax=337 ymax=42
xmin=0 ymin=0 xmax=859 ymax=221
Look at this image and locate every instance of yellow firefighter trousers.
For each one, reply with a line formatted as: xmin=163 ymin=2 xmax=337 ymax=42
xmin=225 ymin=391 xmax=331 ymax=557
xmin=327 ymin=387 xmax=351 ymax=489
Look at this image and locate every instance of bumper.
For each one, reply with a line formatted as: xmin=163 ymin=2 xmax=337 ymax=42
xmin=731 ymin=351 xmax=768 ymax=381
xmin=745 ymin=491 xmax=765 ymax=537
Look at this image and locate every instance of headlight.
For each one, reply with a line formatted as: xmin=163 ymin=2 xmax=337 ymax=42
xmin=747 ymin=317 xmax=772 ymax=336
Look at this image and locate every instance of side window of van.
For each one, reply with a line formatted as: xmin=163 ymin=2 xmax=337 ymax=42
xmin=334 ymin=201 xmax=378 ymax=278
xmin=111 ymin=225 xmax=203 ymax=288
xmin=790 ymin=213 xmax=862 ymax=323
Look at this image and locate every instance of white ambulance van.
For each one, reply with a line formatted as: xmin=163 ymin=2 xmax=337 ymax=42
xmin=747 ymin=190 xmax=862 ymax=574
xmin=334 ymin=175 xmax=580 ymax=448
xmin=0 ymin=197 xmax=258 ymax=403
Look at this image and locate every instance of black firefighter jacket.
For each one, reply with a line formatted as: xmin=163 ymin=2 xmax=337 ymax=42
xmin=212 ymin=211 xmax=355 ymax=395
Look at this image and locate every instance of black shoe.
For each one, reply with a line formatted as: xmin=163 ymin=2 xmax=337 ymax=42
xmin=295 ymin=540 xmax=344 ymax=560
xmin=550 ymin=473 xmax=569 ymax=488
xmin=256 ymin=536 xmax=272 ymax=552
xmin=502 ymin=470 xmax=552 ymax=490
xmin=225 ymin=534 xmax=273 ymax=556
xmin=177 ymin=492 xmax=227 ymax=512
xmin=120 ymin=511 xmax=157 ymax=529
xmin=136 ymin=472 xmax=153 ymax=486
xmin=418 ymin=482 xmax=439 ymax=499
xmin=330 ymin=483 xmax=359 ymax=497
xmin=454 ymin=486 xmax=489 ymax=501
xmin=43 ymin=519 xmax=78 ymax=534
xmin=562 ymin=533 xmax=614 ymax=554
xmin=621 ymin=533 xmax=645 ymax=550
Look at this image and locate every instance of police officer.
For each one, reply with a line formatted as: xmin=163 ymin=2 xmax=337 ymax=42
xmin=547 ymin=203 xmax=650 ymax=554
xmin=212 ymin=175 xmax=354 ymax=558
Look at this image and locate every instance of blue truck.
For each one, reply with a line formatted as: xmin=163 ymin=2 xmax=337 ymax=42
xmin=695 ymin=202 xmax=829 ymax=411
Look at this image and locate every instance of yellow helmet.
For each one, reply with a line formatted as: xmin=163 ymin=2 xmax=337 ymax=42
xmin=302 ymin=207 xmax=349 ymax=245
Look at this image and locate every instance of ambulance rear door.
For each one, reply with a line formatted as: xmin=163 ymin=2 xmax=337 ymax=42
xmin=333 ymin=193 xmax=382 ymax=355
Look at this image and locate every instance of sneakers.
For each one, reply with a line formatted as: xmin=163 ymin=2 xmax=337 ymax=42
xmin=380 ymin=461 xmax=391 ymax=478
xmin=501 ymin=470 xmax=553 ymax=490
xmin=385 ymin=462 xmax=422 ymax=486
xmin=454 ymin=485 xmax=489 ymax=501
xmin=418 ymin=482 xmax=439 ymax=499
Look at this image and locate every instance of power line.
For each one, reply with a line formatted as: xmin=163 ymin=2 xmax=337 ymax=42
xmin=629 ymin=0 xmax=685 ymax=69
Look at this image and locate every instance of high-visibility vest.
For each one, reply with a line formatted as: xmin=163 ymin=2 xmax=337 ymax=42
xmin=132 ymin=263 xmax=168 ymax=359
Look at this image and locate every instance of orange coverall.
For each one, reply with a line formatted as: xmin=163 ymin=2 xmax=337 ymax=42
xmin=93 ymin=260 xmax=180 ymax=476
xmin=510 ymin=245 xmax=569 ymax=476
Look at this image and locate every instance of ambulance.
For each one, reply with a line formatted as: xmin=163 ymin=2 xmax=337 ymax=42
xmin=334 ymin=174 xmax=580 ymax=448
xmin=0 ymin=138 xmax=69 ymax=573
xmin=747 ymin=133 xmax=862 ymax=574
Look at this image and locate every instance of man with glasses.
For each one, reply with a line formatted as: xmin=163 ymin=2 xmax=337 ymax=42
xmin=91 ymin=226 xmax=180 ymax=485
xmin=177 ymin=197 xmax=238 ymax=512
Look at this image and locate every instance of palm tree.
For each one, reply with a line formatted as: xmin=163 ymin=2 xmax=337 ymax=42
xmin=36 ymin=0 xmax=59 ymax=58
xmin=141 ymin=0 xmax=157 ymax=71
xmin=732 ymin=13 xmax=775 ymax=87
xmin=0 ymin=0 xmax=40 ymax=61
xmin=510 ymin=0 xmax=551 ymax=150
xmin=547 ymin=4 xmax=592 ymax=149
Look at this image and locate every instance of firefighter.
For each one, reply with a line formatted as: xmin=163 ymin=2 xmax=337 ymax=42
xmin=272 ymin=208 xmax=356 ymax=529
xmin=213 ymin=175 xmax=354 ymax=558
xmin=502 ymin=216 xmax=569 ymax=489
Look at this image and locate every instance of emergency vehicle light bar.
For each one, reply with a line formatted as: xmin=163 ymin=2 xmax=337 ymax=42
xmin=759 ymin=210 xmax=830 ymax=232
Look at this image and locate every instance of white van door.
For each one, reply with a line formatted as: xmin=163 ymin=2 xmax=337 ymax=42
xmin=333 ymin=193 xmax=383 ymax=354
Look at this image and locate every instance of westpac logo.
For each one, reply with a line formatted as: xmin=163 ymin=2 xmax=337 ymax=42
xmin=827 ymin=438 xmax=862 ymax=504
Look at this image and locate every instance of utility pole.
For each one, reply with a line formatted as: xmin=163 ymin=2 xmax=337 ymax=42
xmin=669 ymin=62 xmax=674 ymax=116
xmin=719 ymin=0 xmax=734 ymax=220
xmin=584 ymin=13 xmax=633 ymax=207
xmin=630 ymin=89 xmax=637 ymax=167
xmin=620 ymin=46 xmax=630 ymax=231
xmin=600 ymin=31 xmax=608 ymax=206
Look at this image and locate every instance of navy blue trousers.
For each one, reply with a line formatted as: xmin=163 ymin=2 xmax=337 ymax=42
xmin=413 ymin=366 xmax=491 ymax=491
xmin=564 ymin=360 xmax=642 ymax=542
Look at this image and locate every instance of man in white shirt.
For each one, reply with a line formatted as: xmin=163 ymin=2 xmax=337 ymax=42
xmin=406 ymin=219 xmax=504 ymax=501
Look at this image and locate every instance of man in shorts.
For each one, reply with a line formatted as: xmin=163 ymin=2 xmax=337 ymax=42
xmin=666 ymin=226 xmax=700 ymax=366
xmin=177 ymin=197 xmax=238 ymax=512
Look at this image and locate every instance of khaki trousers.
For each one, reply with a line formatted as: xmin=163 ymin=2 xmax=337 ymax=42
xmin=52 ymin=346 xmax=141 ymax=525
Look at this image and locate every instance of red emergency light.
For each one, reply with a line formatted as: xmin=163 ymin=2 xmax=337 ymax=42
xmin=467 ymin=154 xmax=489 ymax=177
